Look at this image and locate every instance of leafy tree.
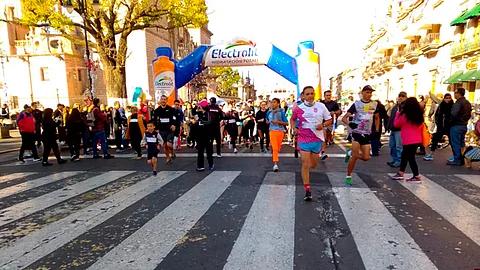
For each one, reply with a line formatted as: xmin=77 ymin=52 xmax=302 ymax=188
xmin=210 ymin=67 xmax=241 ymax=98
xmin=5 ymin=0 xmax=208 ymax=99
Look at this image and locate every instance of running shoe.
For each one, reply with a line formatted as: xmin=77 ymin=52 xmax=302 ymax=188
xmin=273 ymin=164 xmax=279 ymax=172
xmin=196 ymin=167 xmax=205 ymax=172
xmin=209 ymin=164 xmax=215 ymax=171
xmin=447 ymin=156 xmax=454 ymax=162
xmin=344 ymin=149 xmax=352 ymax=163
xmin=171 ymin=153 xmax=176 ymax=160
xmin=153 ymin=171 xmax=157 ymax=176
xmin=217 ymin=154 xmax=222 ymax=158
xmin=345 ymin=176 xmax=352 ymax=186
xmin=392 ymin=173 xmax=404 ymax=180
xmin=136 ymin=156 xmax=142 ymax=160
xmin=304 ymin=191 xmax=312 ymax=201
xmin=234 ymin=148 xmax=238 ymax=154
xmin=33 ymin=157 xmax=42 ymax=162
xmin=320 ymin=152 xmax=328 ymax=160
xmin=42 ymin=162 xmax=53 ymax=167
xmin=18 ymin=158 xmax=25 ymax=164
xmin=423 ymin=155 xmax=433 ymax=161
xmin=165 ymin=158 xmax=172 ymax=165
xmin=406 ymin=176 xmax=422 ymax=182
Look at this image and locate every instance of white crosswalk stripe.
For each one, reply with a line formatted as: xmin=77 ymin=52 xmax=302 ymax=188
xmin=0 ymin=170 xmax=478 ymax=270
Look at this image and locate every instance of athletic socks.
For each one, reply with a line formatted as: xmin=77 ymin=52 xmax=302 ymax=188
xmin=304 ymin=184 xmax=311 ymax=192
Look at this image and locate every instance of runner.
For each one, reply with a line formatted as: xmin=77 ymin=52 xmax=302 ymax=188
xmin=266 ymin=98 xmax=288 ymax=172
xmin=342 ymin=85 xmax=380 ymax=186
xmin=290 ymin=86 xmax=332 ymax=201
xmin=142 ymin=120 xmax=162 ymax=175
xmin=255 ymin=101 xmax=270 ymax=153
xmin=224 ymin=102 xmax=241 ymax=154
xmin=153 ymin=95 xmax=176 ymax=165
xmin=320 ymin=90 xmax=341 ymax=160
xmin=292 ymin=92 xmax=305 ymax=158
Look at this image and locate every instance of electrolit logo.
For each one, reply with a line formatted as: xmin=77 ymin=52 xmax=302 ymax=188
xmin=211 ymin=40 xmax=258 ymax=59
xmin=154 ymin=76 xmax=174 ymax=87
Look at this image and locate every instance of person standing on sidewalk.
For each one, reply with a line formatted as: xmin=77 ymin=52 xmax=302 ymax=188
xmin=255 ymin=101 xmax=270 ymax=153
xmin=386 ymin=92 xmax=407 ymax=168
xmin=209 ymin=97 xmax=223 ymax=157
xmin=125 ymin=107 xmax=146 ymax=160
xmin=113 ymin=101 xmax=126 ymax=152
xmin=447 ymin=88 xmax=472 ymax=166
xmin=41 ymin=108 xmax=67 ymax=166
xmin=66 ymin=108 xmax=88 ymax=162
xmin=423 ymin=93 xmax=453 ymax=161
xmin=17 ymin=105 xmax=42 ymax=163
xmin=342 ymin=85 xmax=380 ymax=186
xmin=91 ymin=98 xmax=114 ymax=159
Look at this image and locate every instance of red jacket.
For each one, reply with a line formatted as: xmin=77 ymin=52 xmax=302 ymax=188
xmin=17 ymin=112 xmax=36 ymax=133
xmin=92 ymin=107 xmax=106 ymax=132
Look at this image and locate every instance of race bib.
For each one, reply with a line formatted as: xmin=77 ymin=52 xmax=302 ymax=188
xmin=146 ymin=137 xmax=157 ymax=143
xmin=160 ymin=118 xmax=169 ymax=123
xmin=173 ymin=116 xmax=176 ymax=120
xmin=130 ymin=119 xmax=138 ymax=123
xmin=228 ymin=119 xmax=236 ymax=123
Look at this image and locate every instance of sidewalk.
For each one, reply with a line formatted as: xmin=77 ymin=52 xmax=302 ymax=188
xmin=0 ymin=129 xmax=21 ymax=154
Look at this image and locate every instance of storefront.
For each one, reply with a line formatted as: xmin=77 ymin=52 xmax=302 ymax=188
xmin=444 ymin=55 xmax=480 ymax=103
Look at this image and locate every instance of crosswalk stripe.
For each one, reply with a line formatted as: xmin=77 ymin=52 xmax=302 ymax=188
xmin=456 ymin=174 xmax=480 ymax=188
xmin=88 ymin=171 xmax=241 ymax=270
xmin=333 ymin=187 xmax=438 ymax=270
xmin=223 ymin=172 xmax=296 ymax=270
xmin=0 ymin=171 xmax=185 ymax=269
xmin=0 ymin=171 xmax=83 ymax=199
xmin=0 ymin=173 xmax=36 ymax=184
xmin=0 ymin=171 xmax=134 ymax=228
xmin=393 ymin=174 xmax=480 ymax=246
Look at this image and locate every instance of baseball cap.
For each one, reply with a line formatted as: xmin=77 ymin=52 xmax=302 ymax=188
xmin=362 ymin=85 xmax=376 ymax=92
xmin=362 ymin=84 xmax=375 ymax=92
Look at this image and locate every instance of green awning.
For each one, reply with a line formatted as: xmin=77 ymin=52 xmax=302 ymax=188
xmin=443 ymin=71 xmax=464 ymax=84
xmin=457 ymin=69 xmax=477 ymax=82
xmin=450 ymin=10 xmax=470 ymax=26
xmin=464 ymin=3 xmax=480 ymax=19
xmin=470 ymin=70 xmax=480 ymax=80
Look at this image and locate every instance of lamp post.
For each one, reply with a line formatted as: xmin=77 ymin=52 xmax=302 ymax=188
xmin=63 ymin=0 xmax=100 ymax=99
xmin=0 ymin=48 xmax=8 ymax=106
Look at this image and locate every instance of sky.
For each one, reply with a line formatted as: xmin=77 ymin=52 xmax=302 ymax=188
xmin=205 ymin=0 xmax=386 ymax=92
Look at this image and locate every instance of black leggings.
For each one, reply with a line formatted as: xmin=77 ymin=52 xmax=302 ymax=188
xmin=227 ymin=128 xmax=238 ymax=149
xmin=401 ymin=143 xmax=421 ymax=176
xmin=258 ymin=128 xmax=270 ymax=150
xmin=43 ymin=139 xmax=61 ymax=162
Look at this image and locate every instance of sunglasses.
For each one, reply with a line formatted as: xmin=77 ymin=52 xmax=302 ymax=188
xmin=398 ymin=95 xmax=406 ymax=98
xmin=444 ymin=97 xmax=452 ymax=99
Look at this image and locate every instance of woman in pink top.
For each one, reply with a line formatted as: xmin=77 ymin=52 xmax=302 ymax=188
xmin=392 ymin=97 xmax=424 ymax=182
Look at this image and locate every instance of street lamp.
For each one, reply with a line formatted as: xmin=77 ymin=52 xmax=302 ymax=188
xmin=0 ymin=48 xmax=8 ymax=106
xmin=63 ymin=0 xmax=100 ymax=99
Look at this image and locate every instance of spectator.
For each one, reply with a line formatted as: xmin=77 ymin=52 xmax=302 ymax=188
xmin=448 ymin=88 xmax=472 ymax=165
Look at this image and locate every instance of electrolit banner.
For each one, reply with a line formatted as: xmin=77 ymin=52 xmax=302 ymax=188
xmin=204 ymin=40 xmax=273 ymax=67
xmin=154 ymin=71 xmax=175 ymax=104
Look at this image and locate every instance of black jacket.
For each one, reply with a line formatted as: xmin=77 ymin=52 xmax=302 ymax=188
xmin=450 ymin=97 xmax=472 ymax=126
xmin=434 ymin=101 xmax=453 ymax=132
xmin=195 ymin=109 xmax=215 ymax=138
xmin=387 ymin=104 xmax=401 ymax=132
xmin=208 ymin=104 xmax=223 ymax=126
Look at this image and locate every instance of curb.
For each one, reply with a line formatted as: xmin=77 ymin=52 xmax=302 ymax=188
xmin=0 ymin=148 xmax=20 ymax=154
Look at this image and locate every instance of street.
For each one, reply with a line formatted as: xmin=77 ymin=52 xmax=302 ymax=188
xmin=0 ymin=138 xmax=479 ymax=270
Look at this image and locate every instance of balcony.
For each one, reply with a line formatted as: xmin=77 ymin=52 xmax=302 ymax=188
xmin=420 ymin=33 xmax=441 ymax=54
xmin=373 ymin=63 xmax=384 ymax=76
xmin=405 ymin=43 xmax=421 ymax=62
xmin=380 ymin=56 xmax=394 ymax=72
xmin=450 ymin=37 xmax=480 ymax=57
xmin=392 ymin=52 xmax=406 ymax=68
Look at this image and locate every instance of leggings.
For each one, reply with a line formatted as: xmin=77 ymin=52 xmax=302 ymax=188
xmin=258 ymin=128 xmax=270 ymax=150
xmin=227 ymin=128 xmax=238 ymax=149
xmin=400 ymin=143 xmax=421 ymax=176
xmin=269 ymin=130 xmax=284 ymax=162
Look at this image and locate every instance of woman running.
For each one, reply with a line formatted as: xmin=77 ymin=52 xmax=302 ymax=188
xmin=290 ymin=86 xmax=332 ymax=201
xmin=266 ymin=98 xmax=288 ymax=172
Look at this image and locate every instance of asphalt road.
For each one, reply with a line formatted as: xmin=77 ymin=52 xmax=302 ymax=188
xmin=0 ymin=139 xmax=479 ymax=270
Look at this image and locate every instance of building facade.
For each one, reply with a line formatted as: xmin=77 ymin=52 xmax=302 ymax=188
xmin=339 ymin=0 xmax=480 ymax=104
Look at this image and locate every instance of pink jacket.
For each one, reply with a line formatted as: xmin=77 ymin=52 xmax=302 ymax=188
xmin=394 ymin=113 xmax=423 ymax=145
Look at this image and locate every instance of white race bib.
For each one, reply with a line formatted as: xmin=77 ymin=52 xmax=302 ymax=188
xmin=146 ymin=137 xmax=157 ymax=143
xmin=160 ymin=118 xmax=169 ymax=123
xmin=130 ymin=119 xmax=138 ymax=123
xmin=173 ymin=116 xmax=176 ymax=120
xmin=228 ymin=119 xmax=236 ymax=123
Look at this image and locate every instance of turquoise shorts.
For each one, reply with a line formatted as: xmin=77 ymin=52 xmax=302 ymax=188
xmin=297 ymin=141 xmax=323 ymax=154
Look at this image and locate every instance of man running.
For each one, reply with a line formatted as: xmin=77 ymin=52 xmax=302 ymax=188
xmin=342 ymin=85 xmax=380 ymax=186
xmin=291 ymin=86 xmax=332 ymax=201
xmin=320 ymin=90 xmax=341 ymax=160
xmin=153 ymin=95 xmax=176 ymax=164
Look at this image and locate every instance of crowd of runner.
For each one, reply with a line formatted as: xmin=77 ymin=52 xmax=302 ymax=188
xmin=11 ymin=85 xmax=480 ymax=201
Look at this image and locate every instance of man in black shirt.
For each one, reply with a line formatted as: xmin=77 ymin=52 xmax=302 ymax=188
xmin=448 ymin=88 xmax=472 ymax=166
xmin=209 ymin=97 xmax=224 ymax=157
xmin=153 ymin=95 xmax=176 ymax=164
xmin=31 ymin=102 xmax=43 ymax=148
xmin=320 ymin=90 xmax=341 ymax=159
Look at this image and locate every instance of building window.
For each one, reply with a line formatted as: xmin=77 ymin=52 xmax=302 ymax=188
xmin=7 ymin=7 xmax=14 ymax=20
xmin=77 ymin=69 xmax=82 ymax=81
xmin=40 ymin=67 xmax=50 ymax=81
xmin=11 ymin=96 xmax=19 ymax=110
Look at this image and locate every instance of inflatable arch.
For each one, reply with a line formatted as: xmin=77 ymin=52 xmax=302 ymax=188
xmin=151 ymin=39 xmax=322 ymax=106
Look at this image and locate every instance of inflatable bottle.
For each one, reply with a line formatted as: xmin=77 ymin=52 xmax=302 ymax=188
xmin=152 ymin=48 xmax=176 ymax=106
xmin=295 ymin=41 xmax=322 ymax=101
